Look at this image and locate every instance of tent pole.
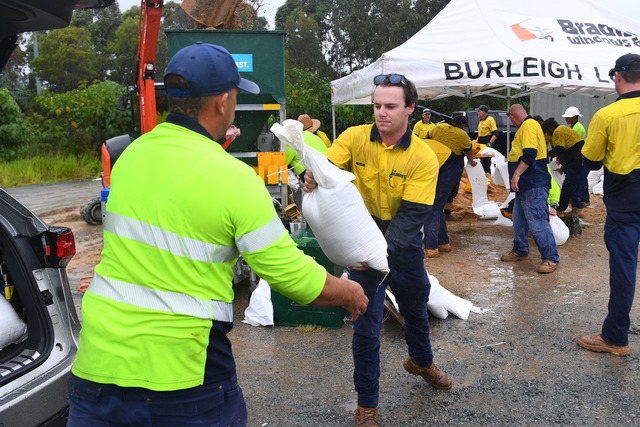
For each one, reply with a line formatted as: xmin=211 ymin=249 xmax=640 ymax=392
xmin=332 ymin=105 xmax=337 ymax=141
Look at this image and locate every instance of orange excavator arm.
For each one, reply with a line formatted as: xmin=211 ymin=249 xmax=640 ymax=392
xmin=137 ymin=0 xmax=163 ymax=135
xmin=135 ymin=0 xmax=244 ymax=135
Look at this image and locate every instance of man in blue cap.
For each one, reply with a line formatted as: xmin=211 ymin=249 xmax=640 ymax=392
xmin=67 ymin=42 xmax=368 ymax=426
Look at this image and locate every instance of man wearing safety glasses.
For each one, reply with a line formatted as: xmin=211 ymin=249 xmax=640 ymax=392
xmin=304 ymin=73 xmax=451 ymax=426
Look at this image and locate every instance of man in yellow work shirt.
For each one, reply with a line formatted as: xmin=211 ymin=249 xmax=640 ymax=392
xmin=476 ymin=105 xmax=499 ymax=174
xmin=428 ymin=114 xmax=476 ymax=221
xmin=305 ymin=74 xmax=451 ymax=427
xmin=412 ymin=107 xmax=436 ymax=139
xmin=577 ymin=53 xmax=640 ymax=357
xmin=541 ymin=118 xmax=588 ymax=218
xmin=500 ymin=104 xmax=559 ymax=274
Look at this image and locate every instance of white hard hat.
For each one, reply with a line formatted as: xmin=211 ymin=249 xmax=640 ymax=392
xmin=562 ymin=106 xmax=583 ymax=117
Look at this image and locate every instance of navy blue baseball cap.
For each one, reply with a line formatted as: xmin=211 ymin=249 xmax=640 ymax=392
xmin=608 ymin=53 xmax=640 ymax=77
xmin=164 ymin=42 xmax=260 ymax=97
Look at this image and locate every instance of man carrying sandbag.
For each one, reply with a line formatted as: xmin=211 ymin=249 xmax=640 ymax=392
xmin=304 ymin=73 xmax=450 ymax=427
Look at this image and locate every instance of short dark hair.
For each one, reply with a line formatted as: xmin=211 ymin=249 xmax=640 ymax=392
xmin=166 ymin=74 xmax=213 ymax=119
xmin=621 ymin=69 xmax=640 ymax=83
xmin=478 ymin=105 xmax=489 ymax=113
xmin=541 ymin=117 xmax=558 ymax=134
xmin=451 ymin=114 xmax=467 ymax=127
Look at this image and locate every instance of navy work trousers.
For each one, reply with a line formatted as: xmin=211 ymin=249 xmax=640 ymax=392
xmin=424 ymin=155 xmax=459 ymax=249
xmin=350 ymin=240 xmax=432 ymax=408
xmin=601 ymin=210 xmax=640 ymax=346
xmin=67 ymin=373 xmax=247 ymax=427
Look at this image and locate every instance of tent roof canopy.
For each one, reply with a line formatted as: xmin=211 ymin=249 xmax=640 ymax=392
xmin=331 ymin=0 xmax=640 ymax=105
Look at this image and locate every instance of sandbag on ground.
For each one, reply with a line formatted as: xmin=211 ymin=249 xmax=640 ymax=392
xmin=385 ymin=275 xmax=474 ymax=320
xmin=242 ymin=278 xmax=274 ymax=327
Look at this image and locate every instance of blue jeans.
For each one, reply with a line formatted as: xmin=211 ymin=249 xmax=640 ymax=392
xmin=512 ymin=186 xmax=559 ymax=263
xmin=424 ymin=156 xmax=459 ymax=249
xmin=601 ymin=211 xmax=640 ymax=346
xmin=67 ymin=374 xmax=247 ymax=427
xmin=350 ymin=239 xmax=432 ymax=408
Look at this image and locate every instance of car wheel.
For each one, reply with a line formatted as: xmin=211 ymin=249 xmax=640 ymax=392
xmin=81 ymin=198 xmax=102 ymax=225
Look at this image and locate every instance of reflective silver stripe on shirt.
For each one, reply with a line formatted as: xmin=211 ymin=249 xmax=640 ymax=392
xmin=104 ymin=212 xmax=239 ymax=263
xmin=235 ymin=215 xmax=286 ymax=253
xmin=89 ymin=274 xmax=233 ymax=322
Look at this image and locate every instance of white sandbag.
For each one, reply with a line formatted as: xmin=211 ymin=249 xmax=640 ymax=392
xmin=287 ymin=170 xmax=300 ymax=192
xmin=588 ymin=167 xmax=604 ymax=195
xmin=466 ymin=161 xmax=500 ymax=219
xmin=593 ymin=180 xmax=604 ymax=195
xmin=0 ymin=297 xmax=27 ymax=350
xmin=492 ymin=161 xmax=510 ymax=189
xmin=425 ymin=277 xmax=449 ymax=320
xmin=548 ymin=158 xmax=565 ymax=188
xmin=386 ymin=276 xmax=473 ymax=320
xmin=271 ymin=121 xmax=389 ymax=273
xmin=428 ymin=275 xmax=472 ymax=320
xmin=242 ymin=278 xmax=274 ymax=327
xmin=549 ymin=213 xmax=570 ymax=246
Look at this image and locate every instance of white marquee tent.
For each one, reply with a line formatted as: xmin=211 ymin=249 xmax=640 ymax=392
xmin=331 ymin=0 xmax=640 ymax=106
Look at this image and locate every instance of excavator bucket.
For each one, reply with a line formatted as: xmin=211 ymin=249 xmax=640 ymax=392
xmin=180 ymin=0 xmax=242 ymax=29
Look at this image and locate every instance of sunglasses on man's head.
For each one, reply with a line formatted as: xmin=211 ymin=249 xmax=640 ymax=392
xmin=373 ymin=74 xmax=408 ymax=86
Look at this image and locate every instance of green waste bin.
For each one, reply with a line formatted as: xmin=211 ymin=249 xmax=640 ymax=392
xmin=271 ymin=228 xmax=349 ymax=329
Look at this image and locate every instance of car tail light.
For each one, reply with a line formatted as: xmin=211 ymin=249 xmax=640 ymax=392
xmin=43 ymin=226 xmax=76 ymax=267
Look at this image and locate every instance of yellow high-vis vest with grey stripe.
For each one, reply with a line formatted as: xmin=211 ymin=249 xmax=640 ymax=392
xmin=72 ymin=122 xmax=327 ymax=391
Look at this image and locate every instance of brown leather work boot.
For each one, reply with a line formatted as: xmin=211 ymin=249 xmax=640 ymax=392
xmin=424 ymin=248 xmax=439 ymax=258
xmin=537 ymin=260 xmax=557 ymax=274
xmin=355 ymin=406 xmax=380 ymax=426
xmin=577 ymin=334 xmax=629 ymax=356
xmin=500 ymin=251 xmax=528 ymax=262
xmin=438 ymin=243 xmax=452 ymax=253
xmin=403 ymin=357 xmax=452 ymax=390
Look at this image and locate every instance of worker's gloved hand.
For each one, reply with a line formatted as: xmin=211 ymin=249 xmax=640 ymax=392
xmin=338 ymin=272 xmax=368 ymax=321
xmin=303 ymin=170 xmax=318 ymax=192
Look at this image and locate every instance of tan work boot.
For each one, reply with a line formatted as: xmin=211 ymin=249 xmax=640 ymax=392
xmin=500 ymin=251 xmax=528 ymax=262
xmin=355 ymin=406 xmax=380 ymax=426
xmin=577 ymin=334 xmax=629 ymax=356
xmin=537 ymin=260 xmax=557 ymax=274
xmin=438 ymin=243 xmax=452 ymax=253
xmin=424 ymin=248 xmax=439 ymax=258
xmin=403 ymin=357 xmax=452 ymax=390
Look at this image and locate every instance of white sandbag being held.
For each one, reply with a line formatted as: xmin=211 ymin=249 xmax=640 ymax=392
xmin=271 ymin=120 xmax=389 ymax=273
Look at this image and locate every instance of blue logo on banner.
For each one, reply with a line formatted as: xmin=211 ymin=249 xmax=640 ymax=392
xmin=232 ymin=54 xmax=253 ymax=72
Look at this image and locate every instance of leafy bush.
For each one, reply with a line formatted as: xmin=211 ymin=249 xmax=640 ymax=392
xmin=0 ymin=89 xmax=35 ymax=160
xmin=31 ymin=80 xmax=130 ymax=155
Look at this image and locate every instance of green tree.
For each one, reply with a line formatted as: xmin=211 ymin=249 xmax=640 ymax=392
xmin=71 ymin=3 xmax=123 ymax=54
xmin=0 ymin=88 xmax=32 ymax=160
xmin=107 ymin=16 xmax=139 ymax=85
xmin=0 ymin=34 xmax=31 ymax=110
xmin=31 ymin=26 xmax=102 ymax=93
xmin=284 ymin=10 xmax=334 ymax=79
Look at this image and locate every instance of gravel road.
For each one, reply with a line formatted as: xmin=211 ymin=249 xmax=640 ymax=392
xmin=7 ymin=180 xmax=640 ymax=427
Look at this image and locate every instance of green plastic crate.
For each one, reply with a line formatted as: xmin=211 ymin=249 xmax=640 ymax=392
xmin=271 ymin=229 xmax=348 ymax=329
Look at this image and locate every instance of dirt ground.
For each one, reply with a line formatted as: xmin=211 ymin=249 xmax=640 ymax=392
xmin=39 ymin=177 xmax=640 ymax=427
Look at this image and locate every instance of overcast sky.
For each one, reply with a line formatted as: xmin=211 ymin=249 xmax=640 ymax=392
xmin=116 ymin=0 xmax=285 ymax=29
